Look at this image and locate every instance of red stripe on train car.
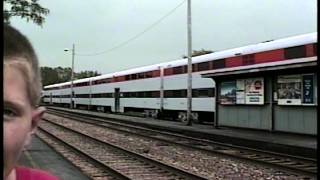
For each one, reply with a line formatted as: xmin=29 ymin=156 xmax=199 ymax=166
xmin=254 ymin=49 xmax=285 ymax=64
xmin=225 ymin=56 xmax=243 ymax=67
xmin=306 ymin=44 xmax=315 ymax=57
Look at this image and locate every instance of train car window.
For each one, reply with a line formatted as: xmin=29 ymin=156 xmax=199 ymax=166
xmin=137 ymin=91 xmax=145 ymax=97
xmin=151 ymin=70 xmax=160 ymax=77
xmin=152 ymin=91 xmax=160 ymax=97
xmin=183 ymin=65 xmax=188 ymax=73
xmin=212 ymin=59 xmax=226 ymax=69
xmin=174 ymin=90 xmax=186 ymax=97
xmin=192 ymin=64 xmax=197 ymax=72
xmin=243 ymin=54 xmax=255 ymax=65
xmin=103 ymin=78 xmax=112 ymax=83
xmin=144 ymin=91 xmax=152 ymax=97
xmin=192 ymin=89 xmax=198 ymax=97
xmin=76 ymin=94 xmax=89 ymax=98
xmin=164 ymin=90 xmax=173 ymax=98
xmin=138 ymin=73 xmax=145 ymax=79
xmin=145 ymin=71 xmax=153 ymax=78
xmin=198 ymin=89 xmax=209 ymax=97
xmin=208 ymin=88 xmax=215 ymax=97
xmin=131 ymin=74 xmax=137 ymax=79
xmin=197 ymin=62 xmax=210 ymax=71
xmin=131 ymin=92 xmax=137 ymax=97
xmin=123 ymin=92 xmax=129 ymax=97
xmin=172 ymin=90 xmax=180 ymax=97
xmin=284 ymin=45 xmax=306 ymax=59
xmin=125 ymin=75 xmax=130 ymax=80
xmin=91 ymin=93 xmax=112 ymax=98
xmin=61 ymin=94 xmax=70 ymax=98
xmin=173 ymin=66 xmax=184 ymax=74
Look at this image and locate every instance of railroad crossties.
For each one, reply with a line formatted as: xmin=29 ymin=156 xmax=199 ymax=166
xmin=33 ymin=108 xmax=316 ymax=179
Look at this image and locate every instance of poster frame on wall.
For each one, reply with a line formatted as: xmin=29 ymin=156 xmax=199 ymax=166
xmin=244 ymin=77 xmax=264 ymax=105
xmin=277 ymin=75 xmax=302 ymax=105
xmin=220 ymin=81 xmax=236 ymax=105
xmin=220 ymin=78 xmax=265 ymax=105
xmin=236 ymin=79 xmax=245 ymax=104
xmin=302 ymin=74 xmax=315 ymax=105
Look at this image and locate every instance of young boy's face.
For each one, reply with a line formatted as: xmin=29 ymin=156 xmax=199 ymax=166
xmin=3 ymin=65 xmax=45 ymax=178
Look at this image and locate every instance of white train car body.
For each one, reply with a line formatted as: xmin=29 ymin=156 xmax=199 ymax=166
xmin=42 ymin=32 xmax=317 ymax=122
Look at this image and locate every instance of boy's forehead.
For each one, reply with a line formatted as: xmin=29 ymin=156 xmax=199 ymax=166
xmin=4 ymin=65 xmax=30 ymax=109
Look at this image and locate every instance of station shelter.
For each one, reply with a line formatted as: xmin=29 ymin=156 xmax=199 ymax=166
xmin=201 ymin=55 xmax=317 ymax=135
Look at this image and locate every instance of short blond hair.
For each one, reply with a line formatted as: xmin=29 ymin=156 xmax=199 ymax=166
xmin=4 ymin=25 xmax=42 ymax=107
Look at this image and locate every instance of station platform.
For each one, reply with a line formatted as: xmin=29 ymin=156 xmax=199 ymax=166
xmin=18 ymin=135 xmax=90 ymax=180
xmin=47 ymin=106 xmax=317 ymax=159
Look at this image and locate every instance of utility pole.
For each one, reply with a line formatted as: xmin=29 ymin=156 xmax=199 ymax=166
xmin=186 ymin=0 xmax=192 ymax=126
xmin=71 ymin=43 xmax=75 ymax=109
xmin=65 ymin=44 xmax=75 ymax=109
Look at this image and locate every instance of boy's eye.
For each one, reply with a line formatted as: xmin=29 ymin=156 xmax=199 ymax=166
xmin=3 ymin=108 xmax=17 ymax=119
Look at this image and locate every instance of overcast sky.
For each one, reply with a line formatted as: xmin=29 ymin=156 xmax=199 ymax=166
xmin=11 ymin=0 xmax=317 ymax=74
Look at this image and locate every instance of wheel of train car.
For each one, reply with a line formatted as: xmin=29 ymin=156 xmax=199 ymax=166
xmin=150 ymin=110 xmax=158 ymax=119
xmin=191 ymin=112 xmax=202 ymax=124
xmin=178 ymin=112 xmax=189 ymax=124
xmin=179 ymin=112 xmax=202 ymax=124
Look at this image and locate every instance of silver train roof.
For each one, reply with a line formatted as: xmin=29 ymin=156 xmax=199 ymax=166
xmin=45 ymin=32 xmax=317 ymax=89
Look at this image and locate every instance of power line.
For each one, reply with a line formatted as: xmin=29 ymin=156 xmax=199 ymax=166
xmin=75 ymin=0 xmax=186 ymax=56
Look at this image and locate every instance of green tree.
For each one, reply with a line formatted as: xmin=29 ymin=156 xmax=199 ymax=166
xmin=41 ymin=66 xmax=101 ymax=86
xmin=40 ymin=67 xmax=59 ymax=86
xmin=75 ymin=70 xmax=101 ymax=79
xmin=4 ymin=0 xmax=49 ymax=26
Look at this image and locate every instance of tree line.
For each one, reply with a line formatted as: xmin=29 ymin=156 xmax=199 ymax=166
xmin=40 ymin=66 xmax=101 ymax=86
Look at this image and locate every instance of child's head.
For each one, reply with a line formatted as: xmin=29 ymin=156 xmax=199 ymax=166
xmin=4 ymin=24 xmax=42 ymax=107
xmin=4 ymin=24 xmax=45 ymax=179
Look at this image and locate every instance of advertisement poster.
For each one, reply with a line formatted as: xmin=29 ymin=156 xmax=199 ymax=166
xmin=220 ymin=81 xmax=236 ymax=104
xmin=277 ymin=75 xmax=302 ymax=105
xmin=302 ymin=74 xmax=314 ymax=104
xmin=245 ymin=78 xmax=264 ymax=104
xmin=236 ymin=79 xmax=245 ymax=104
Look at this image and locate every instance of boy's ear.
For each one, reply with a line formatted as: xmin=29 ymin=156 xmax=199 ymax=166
xmin=24 ymin=106 xmax=46 ymax=149
xmin=31 ymin=106 xmax=46 ymax=132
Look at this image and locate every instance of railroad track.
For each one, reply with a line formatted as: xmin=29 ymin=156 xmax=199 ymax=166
xmin=39 ymin=118 xmax=206 ymax=180
xmin=45 ymin=108 xmax=317 ymax=178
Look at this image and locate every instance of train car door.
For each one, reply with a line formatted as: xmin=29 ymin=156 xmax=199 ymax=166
xmin=114 ymin=88 xmax=120 ymax=112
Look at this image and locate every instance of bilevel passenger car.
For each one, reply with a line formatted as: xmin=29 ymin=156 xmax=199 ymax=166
xmin=42 ymin=32 xmax=317 ymax=123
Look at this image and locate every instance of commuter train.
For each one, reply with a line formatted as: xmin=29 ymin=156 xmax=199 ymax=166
xmin=42 ymin=32 xmax=317 ymax=123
